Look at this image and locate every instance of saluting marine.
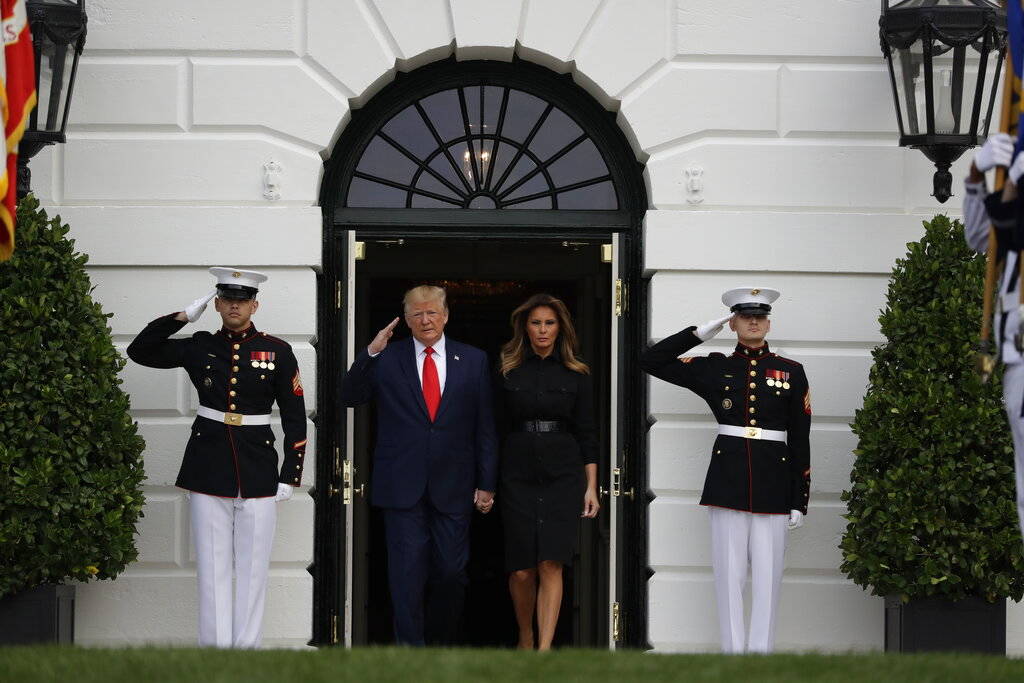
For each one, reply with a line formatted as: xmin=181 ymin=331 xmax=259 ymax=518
xmin=127 ymin=268 xmax=307 ymax=648
xmin=640 ymin=287 xmax=811 ymax=654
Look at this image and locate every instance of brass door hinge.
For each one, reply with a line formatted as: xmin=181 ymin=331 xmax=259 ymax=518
xmin=354 ymin=241 xmax=366 ymax=260
xmin=601 ymin=243 xmax=612 ymax=263
xmin=614 ymin=279 xmax=626 ymax=317
xmin=331 ymin=613 xmax=338 ymax=644
xmin=612 ymin=601 xmax=621 ymax=642
xmin=335 ymin=281 xmax=342 ymax=310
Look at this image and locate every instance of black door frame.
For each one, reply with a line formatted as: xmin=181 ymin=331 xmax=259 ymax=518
xmin=311 ymin=57 xmax=650 ymax=648
xmin=345 ymin=232 xmax=615 ymax=647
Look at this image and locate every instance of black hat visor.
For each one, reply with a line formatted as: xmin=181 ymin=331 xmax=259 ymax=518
xmin=216 ymin=284 xmax=258 ymax=301
xmin=730 ymin=303 xmax=771 ymax=316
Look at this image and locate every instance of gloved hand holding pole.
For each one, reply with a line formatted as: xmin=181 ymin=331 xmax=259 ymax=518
xmin=974 ymin=132 xmax=1014 ymax=173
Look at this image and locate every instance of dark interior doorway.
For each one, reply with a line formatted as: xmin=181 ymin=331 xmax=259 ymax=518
xmin=348 ymin=234 xmax=613 ymax=647
xmin=315 ymin=58 xmax=651 ymax=649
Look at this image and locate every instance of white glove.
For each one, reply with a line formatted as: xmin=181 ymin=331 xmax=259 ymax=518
xmin=694 ymin=314 xmax=734 ymax=342
xmin=1010 ymin=150 xmax=1024 ymax=186
xmin=184 ymin=291 xmax=217 ymax=323
xmin=274 ymin=482 xmax=294 ymax=502
xmin=975 ymin=133 xmax=1014 ymax=173
xmin=788 ymin=509 xmax=804 ymax=530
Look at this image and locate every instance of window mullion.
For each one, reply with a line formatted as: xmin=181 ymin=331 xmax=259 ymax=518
xmin=503 ymin=174 xmax=612 ymax=207
xmin=491 ymin=103 xmax=554 ymax=194
xmin=457 ymin=87 xmax=482 ymax=191
xmin=483 ymin=88 xmax=509 ymax=192
xmin=497 ymin=133 xmax=588 ymax=201
xmin=413 ymin=101 xmax=474 ymax=195
xmin=352 ymin=171 xmax=463 ymax=206
xmin=377 ymin=131 xmax=466 ymax=200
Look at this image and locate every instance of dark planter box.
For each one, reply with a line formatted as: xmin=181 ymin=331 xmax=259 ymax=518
xmin=0 ymin=584 xmax=75 ymax=644
xmin=885 ymin=595 xmax=1004 ymax=654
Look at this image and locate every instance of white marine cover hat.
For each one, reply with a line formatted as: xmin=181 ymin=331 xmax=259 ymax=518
xmin=209 ymin=267 xmax=268 ymax=300
xmin=721 ymin=286 xmax=780 ymax=315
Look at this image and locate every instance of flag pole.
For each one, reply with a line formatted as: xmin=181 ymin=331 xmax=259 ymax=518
xmin=978 ymin=0 xmax=1015 ymax=381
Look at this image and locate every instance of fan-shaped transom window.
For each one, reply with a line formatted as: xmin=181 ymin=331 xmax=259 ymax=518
xmin=346 ymin=85 xmax=619 ymax=210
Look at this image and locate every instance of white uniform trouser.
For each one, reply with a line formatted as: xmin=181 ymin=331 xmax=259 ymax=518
xmin=708 ymin=507 xmax=788 ymax=654
xmin=1002 ymin=364 xmax=1024 ymax=537
xmin=190 ymin=492 xmax=277 ymax=648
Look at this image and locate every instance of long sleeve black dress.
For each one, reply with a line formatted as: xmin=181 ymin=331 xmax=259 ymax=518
xmin=499 ymin=349 xmax=597 ymax=572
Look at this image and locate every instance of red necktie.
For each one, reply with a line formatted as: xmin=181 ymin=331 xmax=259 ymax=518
xmin=422 ymin=346 xmax=440 ymax=421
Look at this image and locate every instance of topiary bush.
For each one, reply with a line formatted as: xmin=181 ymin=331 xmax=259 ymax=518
xmin=0 ymin=195 xmax=146 ymax=599
xmin=840 ymin=214 xmax=1024 ymax=603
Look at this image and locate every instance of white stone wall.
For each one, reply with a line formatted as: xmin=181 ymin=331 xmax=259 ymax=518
xmin=42 ymin=0 xmax=1020 ymax=651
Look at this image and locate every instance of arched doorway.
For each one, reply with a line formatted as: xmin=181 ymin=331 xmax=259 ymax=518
xmin=313 ymin=58 xmax=648 ymax=648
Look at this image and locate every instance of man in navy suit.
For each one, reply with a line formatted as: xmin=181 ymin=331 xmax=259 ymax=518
xmin=341 ymin=285 xmax=498 ymax=645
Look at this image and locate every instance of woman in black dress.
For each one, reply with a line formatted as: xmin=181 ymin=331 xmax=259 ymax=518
xmin=498 ymin=293 xmax=599 ymax=650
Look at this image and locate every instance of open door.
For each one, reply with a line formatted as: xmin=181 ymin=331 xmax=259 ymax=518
xmin=607 ymin=232 xmax=628 ymax=648
xmin=341 ymin=229 xmax=359 ymax=646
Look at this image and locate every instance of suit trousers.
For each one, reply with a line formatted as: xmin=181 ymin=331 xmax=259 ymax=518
xmin=383 ymin=497 xmax=471 ymax=646
xmin=708 ymin=507 xmax=787 ymax=654
xmin=1002 ymin=363 xmax=1024 ymax=537
xmin=190 ymin=492 xmax=276 ymax=648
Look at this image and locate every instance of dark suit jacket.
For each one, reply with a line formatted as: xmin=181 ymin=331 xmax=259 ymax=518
xmin=341 ymin=336 xmax=498 ymax=513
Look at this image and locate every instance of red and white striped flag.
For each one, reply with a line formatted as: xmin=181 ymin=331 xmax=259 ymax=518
xmin=0 ymin=0 xmax=35 ymax=262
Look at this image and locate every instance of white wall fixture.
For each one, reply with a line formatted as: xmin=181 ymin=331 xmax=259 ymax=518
xmin=685 ymin=165 xmax=704 ymax=205
xmin=263 ymin=160 xmax=282 ymax=201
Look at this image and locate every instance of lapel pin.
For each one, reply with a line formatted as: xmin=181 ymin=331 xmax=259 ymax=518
xmin=454 ymin=354 xmax=460 ymax=361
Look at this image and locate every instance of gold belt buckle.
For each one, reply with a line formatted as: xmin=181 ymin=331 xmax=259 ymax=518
xmin=745 ymin=426 xmax=762 ymax=439
xmin=224 ymin=412 xmax=243 ymax=426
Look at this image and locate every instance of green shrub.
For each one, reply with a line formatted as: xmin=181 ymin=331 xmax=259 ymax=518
xmin=0 ymin=196 xmax=146 ymax=598
xmin=840 ymin=214 xmax=1024 ymax=603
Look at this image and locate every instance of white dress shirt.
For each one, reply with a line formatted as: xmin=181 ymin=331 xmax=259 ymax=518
xmin=413 ymin=335 xmax=447 ymax=394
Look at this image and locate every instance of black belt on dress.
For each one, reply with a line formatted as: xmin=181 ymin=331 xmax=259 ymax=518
xmin=517 ymin=420 xmax=568 ymax=433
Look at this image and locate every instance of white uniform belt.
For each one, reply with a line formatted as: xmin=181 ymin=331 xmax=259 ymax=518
xmin=717 ymin=424 xmax=787 ymax=443
xmin=197 ymin=406 xmax=272 ymax=426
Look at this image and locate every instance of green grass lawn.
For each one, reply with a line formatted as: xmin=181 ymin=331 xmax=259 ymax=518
xmin=2 ymin=647 xmax=1024 ymax=683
